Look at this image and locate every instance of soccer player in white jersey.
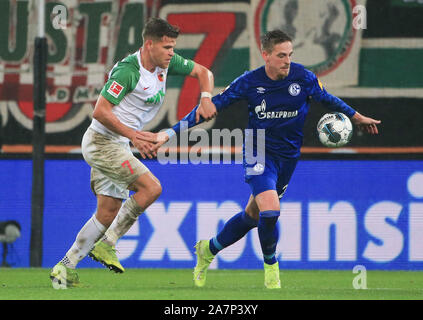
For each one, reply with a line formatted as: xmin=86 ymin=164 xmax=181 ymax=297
xmin=50 ymin=18 xmax=217 ymax=287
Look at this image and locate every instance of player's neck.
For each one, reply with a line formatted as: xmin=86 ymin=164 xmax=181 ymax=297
xmin=140 ymin=48 xmax=156 ymax=73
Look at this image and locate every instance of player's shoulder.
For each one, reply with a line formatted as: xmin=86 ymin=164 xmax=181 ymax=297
xmin=288 ymin=62 xmax=316 ymax=83
xmin=228 ymin=69 xmax=254 ymax=87
xmin=121 ymin=52 xmax=140 ymax=68
xmin=170 ymin=52 xmax=186 ymax=63
xmin=168 ymin=52 xmax=194 ymax=75
xmin=288 ymin=62 xmax=310 ymax=78
xmin=235 ymin=67 xmax=263 ymax=85
xmin=239 ymin=68 xmax=256 ymax=79
xmin=109 ymin=52 xmax=140 ymax=85
xmin=112 ymin=53 xmax=140 ymax=75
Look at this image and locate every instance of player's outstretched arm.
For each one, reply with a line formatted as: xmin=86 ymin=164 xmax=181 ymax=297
xmin=351 ymin=112 xmax=381 ymax=135
xmin=145 ymin=71 xmax=248 ymax=154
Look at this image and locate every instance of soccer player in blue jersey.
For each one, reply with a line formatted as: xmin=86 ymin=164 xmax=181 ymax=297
xmin=149 ymin=30 xmax=380 ymax=289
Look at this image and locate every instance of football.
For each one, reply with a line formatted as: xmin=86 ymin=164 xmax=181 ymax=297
xmin=317 ymin=112 xmax=353 ymax=147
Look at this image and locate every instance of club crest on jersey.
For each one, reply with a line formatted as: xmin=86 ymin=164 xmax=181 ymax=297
xmin=158 ymin=72 xmax=165 ymax=82
xmin=288 ymin=83 xmax=301 ymax=96
xmin=107 ymin=81 xmax=124 ymax=98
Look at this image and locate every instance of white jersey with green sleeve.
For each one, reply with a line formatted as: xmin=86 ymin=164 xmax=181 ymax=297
xmin=89 ymin=49 xmax=194 ymax=142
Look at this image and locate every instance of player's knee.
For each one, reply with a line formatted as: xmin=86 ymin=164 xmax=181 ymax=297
xmin=96 ymin=197 xmax=122 ymax=225
xmin=245 ymin=207 xmax=259 ymax=221
xmin=148 ymin=181 xmax=162 ymax=201
xmin=139 ymin=181 xmax=162 ymax=202
xmin=106 ymin=200 xmax=121 ymax=215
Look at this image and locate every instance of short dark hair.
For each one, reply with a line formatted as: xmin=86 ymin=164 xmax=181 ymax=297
xmin=260 ymin=30 xmax=292 ymax=53
xmin=142 ymin=18 xmax=180 ymax=42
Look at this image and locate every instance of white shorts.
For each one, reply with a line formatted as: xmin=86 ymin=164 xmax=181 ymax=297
xmin=81 ymin=128 xmax=149 ymax=199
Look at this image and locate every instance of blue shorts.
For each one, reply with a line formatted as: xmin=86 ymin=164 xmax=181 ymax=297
xmin=244 ymin=156 xmax=298 ymax=198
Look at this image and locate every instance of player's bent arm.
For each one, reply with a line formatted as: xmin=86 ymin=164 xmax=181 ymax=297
xmin=189 ymin=62 xmax=214 ymax=94
xmin=93 ymin=95 xmax=157 ymax=156
xmin=189 ymin=63 xmax=217 ymax=122
xmin=92 ymin=94 xmax=138 ymax=140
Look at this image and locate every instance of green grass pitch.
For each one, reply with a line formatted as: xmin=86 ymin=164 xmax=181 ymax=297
xmin=0 ymin=268 xmax=422 ymax=300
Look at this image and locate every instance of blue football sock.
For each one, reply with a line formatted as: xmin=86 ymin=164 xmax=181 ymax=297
xmin=209 ymin=211 xmax=258 ymax=255
xmin=258 ymin=210 xmax=280 ymax=265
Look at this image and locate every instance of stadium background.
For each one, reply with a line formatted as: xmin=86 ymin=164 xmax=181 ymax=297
xmin=0 ymin=0 xmax=422 ymax=270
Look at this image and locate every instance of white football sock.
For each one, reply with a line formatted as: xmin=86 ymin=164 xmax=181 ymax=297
xmin=103 ymin=196 xmax=143 ymax=246
xmin=63 ymin=213 xmax=106 ymax=268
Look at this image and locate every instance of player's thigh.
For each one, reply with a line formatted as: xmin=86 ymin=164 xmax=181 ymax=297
xmin=129 ymin=171 xmax=162 ymax=199
xmin=95 ymin=194 xmax=123 ymax=227
xmin=275 ymin=157 xmax=298 ymax=199
xmin=244 ymin=158 xmax=279 ymax=211
xmin=90 ymin=167 xmax=130 ymax=200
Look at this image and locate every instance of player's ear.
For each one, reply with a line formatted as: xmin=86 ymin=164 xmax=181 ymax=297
xmin=261 ymin=49 xmax=269 ymax=62
xmin=144 ymin=39 xmax=153 ymax=49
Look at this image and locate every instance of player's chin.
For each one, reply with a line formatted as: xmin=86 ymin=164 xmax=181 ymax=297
xmin=161 ymin=61 xmax=171 ymax=68
xmin=280 ymin=68 xmax=290 ymax=77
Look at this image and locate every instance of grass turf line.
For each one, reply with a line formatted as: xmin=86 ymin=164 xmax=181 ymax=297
xmin=0 ymin=268 xmax=422 ymax=300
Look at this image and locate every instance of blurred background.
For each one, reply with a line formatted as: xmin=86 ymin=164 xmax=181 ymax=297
xmin=0 ymin=0 xmax=422 ymax=270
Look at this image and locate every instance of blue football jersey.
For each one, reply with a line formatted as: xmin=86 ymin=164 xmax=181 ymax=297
xmin=172 ymin=62 xmax=356 ymax=159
